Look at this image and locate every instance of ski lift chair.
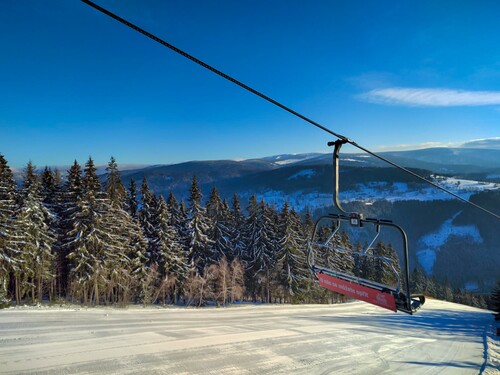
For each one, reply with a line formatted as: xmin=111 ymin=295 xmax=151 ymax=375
xmin=307 ymin=140 xmax=425 ymax=314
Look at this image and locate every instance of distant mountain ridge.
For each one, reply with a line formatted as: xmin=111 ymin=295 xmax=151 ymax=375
xmin=115 ymin=147 xmax=500 ymax=200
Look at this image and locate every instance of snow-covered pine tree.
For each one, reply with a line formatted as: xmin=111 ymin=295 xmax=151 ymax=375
xmin=187 ymin=176 xmax=213 ymax=274
xmin=220 ymin=199 xmax=234 ymax=260
xmin=230 ymin=194 xmax=245 ymax=259
xmin=66 ymin=161 xmax=83 ymax=202
xmin=12 ymin=162 xmax=55 ymax=303
xmin=40 ymin=167 xmax=57 ymax=206
xmin=0 ymin=154 xmax=19 ymax=306
xmin=315 ymin=225 xmax=354 ymax=275
xmin=489 ymin=281 xmax=500 ymax=320
xmin=241 ymin=194 xmax=259 ymax=265
xmin=58 ymin=161 xmax=83 ymax=298
xmin=128 ymin=179 xmax=138 ymax=219
xmin=410 ymin=267 xmax=427 ymax=295
xmin=166 ymin=192 xmax=190 ymax=257
xmin=372 ymin=242 xmax=401 ymax=287
xmin=276 ymin=202 xmax=307 ymax=298
xmin=139 ymin=177 xmax=158 ymax=266
xmin=243 ymin=197 xmax=277 ymax=302
xmin=105 ymin=156 xmax=127 ymax=209
xmin=303 ymin=209 xmax=314 ymax=241
xmin=154 ymin=195 xmax=188 ymax=304
xmin=206 ymin=187 xmax=232 ymax=262
xmin=82 ymin=157 xmax=101 ymax=195
xmin=100 ymin=158 xmax=148 ymax=305
xmin=66 ymin=157 xmax=119 ymax=305
xmin=40 ymin=167 xmax=64 ymax=300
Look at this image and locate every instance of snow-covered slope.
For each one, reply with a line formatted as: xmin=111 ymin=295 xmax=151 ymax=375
xmin=417 ymin=211 xmax=483 ymax=275
xmin=0 ymin=300 xmax=497 ymax=374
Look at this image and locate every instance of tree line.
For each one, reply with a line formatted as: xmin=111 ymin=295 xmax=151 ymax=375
xmin=0 ymin=155 xmax=322 ymax=307
xmin=0 ymin=154 xmax=492 ymax=309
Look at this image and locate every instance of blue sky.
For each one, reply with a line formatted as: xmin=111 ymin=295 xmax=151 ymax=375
xmin=1 ymin=0 xmax=500 ymax=168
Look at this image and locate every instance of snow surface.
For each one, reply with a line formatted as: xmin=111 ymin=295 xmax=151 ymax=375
xmin=250 ymin=176 xmax=499 ymax=214
xmin=0 ymin=300 xmax=497 ymax=374
xmin=275 ymin=159 xmax=304 ymax=165
xmin=288 ymin=169 xmax=316 ymax=180
xmin=465 ymin=282 xmax=480 ymax=292
xmin=416 ymin=212 xmax=483 ymax=275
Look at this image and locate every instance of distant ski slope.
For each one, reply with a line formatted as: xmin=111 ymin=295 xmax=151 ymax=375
xmin=0 ymin=299 xmax=497 ymax=374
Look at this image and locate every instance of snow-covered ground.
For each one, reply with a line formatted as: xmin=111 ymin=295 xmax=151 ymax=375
xmin=417 ymin=211 xmax=483 ymax=275
xmin=249 ymin=175 xmax=500 ymax=213
xmin=0 ymin=299 xmax=497 ymax=374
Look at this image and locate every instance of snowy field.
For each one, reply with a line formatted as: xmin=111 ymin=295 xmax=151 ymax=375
xmin=0 ymin=299 xmax=498 ymax=374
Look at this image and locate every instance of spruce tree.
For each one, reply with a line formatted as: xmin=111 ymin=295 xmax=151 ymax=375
xmin=13 ymin=162 xmax=55 ymax=303
xmin=206 ymin=187 xmax=232 ymax=262
xmin=40 ymin=167 xmax=57 ymax=206
xmin=128 ymin=179 xmax=138 ymax=219
xmin=105 ymin=156 xmax=127 ymax=208
xmin=59 ymin=161 xmax=83 ymax=298
xmin=139 ymin=177 xmax=158 ymax=266
xmin=243 ymin=197 xmax=276 ymax=302
xmin=82 ymin=157 xmax=101 ymax=195
xmin=230 ymin=194 xmax=245 ymax=259
xmin=277 ymin=203 xmax=307 ymax=297
xmin=167 ymin=192 xmax=190 ymax=256
xmin=155 ymin=196 xmax=188 ymax=303
xmin=40 ymin=167 xmax=64 ymax=299
xmin=187 ymin=176 xmax=213 ymax=274
xmin=66 ymin=157 xmax=116 ymax=305
xmin=0 ymin=154 xmax=19 ymax=305
xmin=489 ymin=282 xmax=500 ymax=319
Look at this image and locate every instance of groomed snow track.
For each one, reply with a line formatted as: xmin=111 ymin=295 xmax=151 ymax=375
xmin=0 ymin=299 xmax=497 ymax=374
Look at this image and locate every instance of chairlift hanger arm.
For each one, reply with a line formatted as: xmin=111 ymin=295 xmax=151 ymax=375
xmin=81 ymin=0 xmax=500 ymax=221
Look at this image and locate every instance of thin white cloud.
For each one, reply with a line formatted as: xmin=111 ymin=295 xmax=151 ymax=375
xmin=460 ymin=137 xmax=500 ymax=149
xmin=374 ymin=141 xmax=460 ymax=152
xmin=361 ymin=87 xmax=500 ymax=107
xmin=374 ymin=137 xmax=500 ymax=152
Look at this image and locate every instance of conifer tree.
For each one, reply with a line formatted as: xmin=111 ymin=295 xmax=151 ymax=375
xmin=139 ymin=177 xmax=158 ymax=266
xmin=105 ymin=156 xmax=127 ymax=208
xmin=155 ymin=196 xmax=188 ymax=303
xmin=82 ymin=157 xmax=101 ymax=195
xmin=167 ymin=192 xmax=190 ymax=255
xmin=489 ymin=281 xmax=500 ymax=320
xmin=206 ymin=187 xmax=232 ymax=262
xmin=303 ymin=209 xmax=314 ymax=240
xmin=276 ymin=203 xmax=307 ymax=298
xmin=128 ymin=179 xmax=138 ymax=219
xmin=66 ymin=161 xmax=83 ymax=202
xmin=40 ymin=167 xmax=58 ymax=206
xmin=230 ymin=194 xmax=245 ymax=259
xmin=0 ymin=154 xmax=19 ymax=305
xmin=40 ymin=166 xmax=64 ymax=299
xmin=186 ymin=176 xmax=213 ymax=273
xmin=12 ymin=162 xmax=55 ymax=303
xmin=372 ymin=242 xmax=401 ymax=287
xmin=59 ymin=161 xmax=83 ymax=297
xmin=243 ymin=197 xmax=276 ymax=302
xmin=410 ymin=267 xmax=427 ymax=295
xmin=66 ymin=157 xmax=116 ymax=305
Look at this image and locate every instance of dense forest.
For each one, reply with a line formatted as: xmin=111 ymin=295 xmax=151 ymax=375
xmin=0 ymin=155 xmax=490 ymax=309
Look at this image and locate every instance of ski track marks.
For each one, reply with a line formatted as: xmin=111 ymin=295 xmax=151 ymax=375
xmin=0 ymin=299 xmax=497 ymax=374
